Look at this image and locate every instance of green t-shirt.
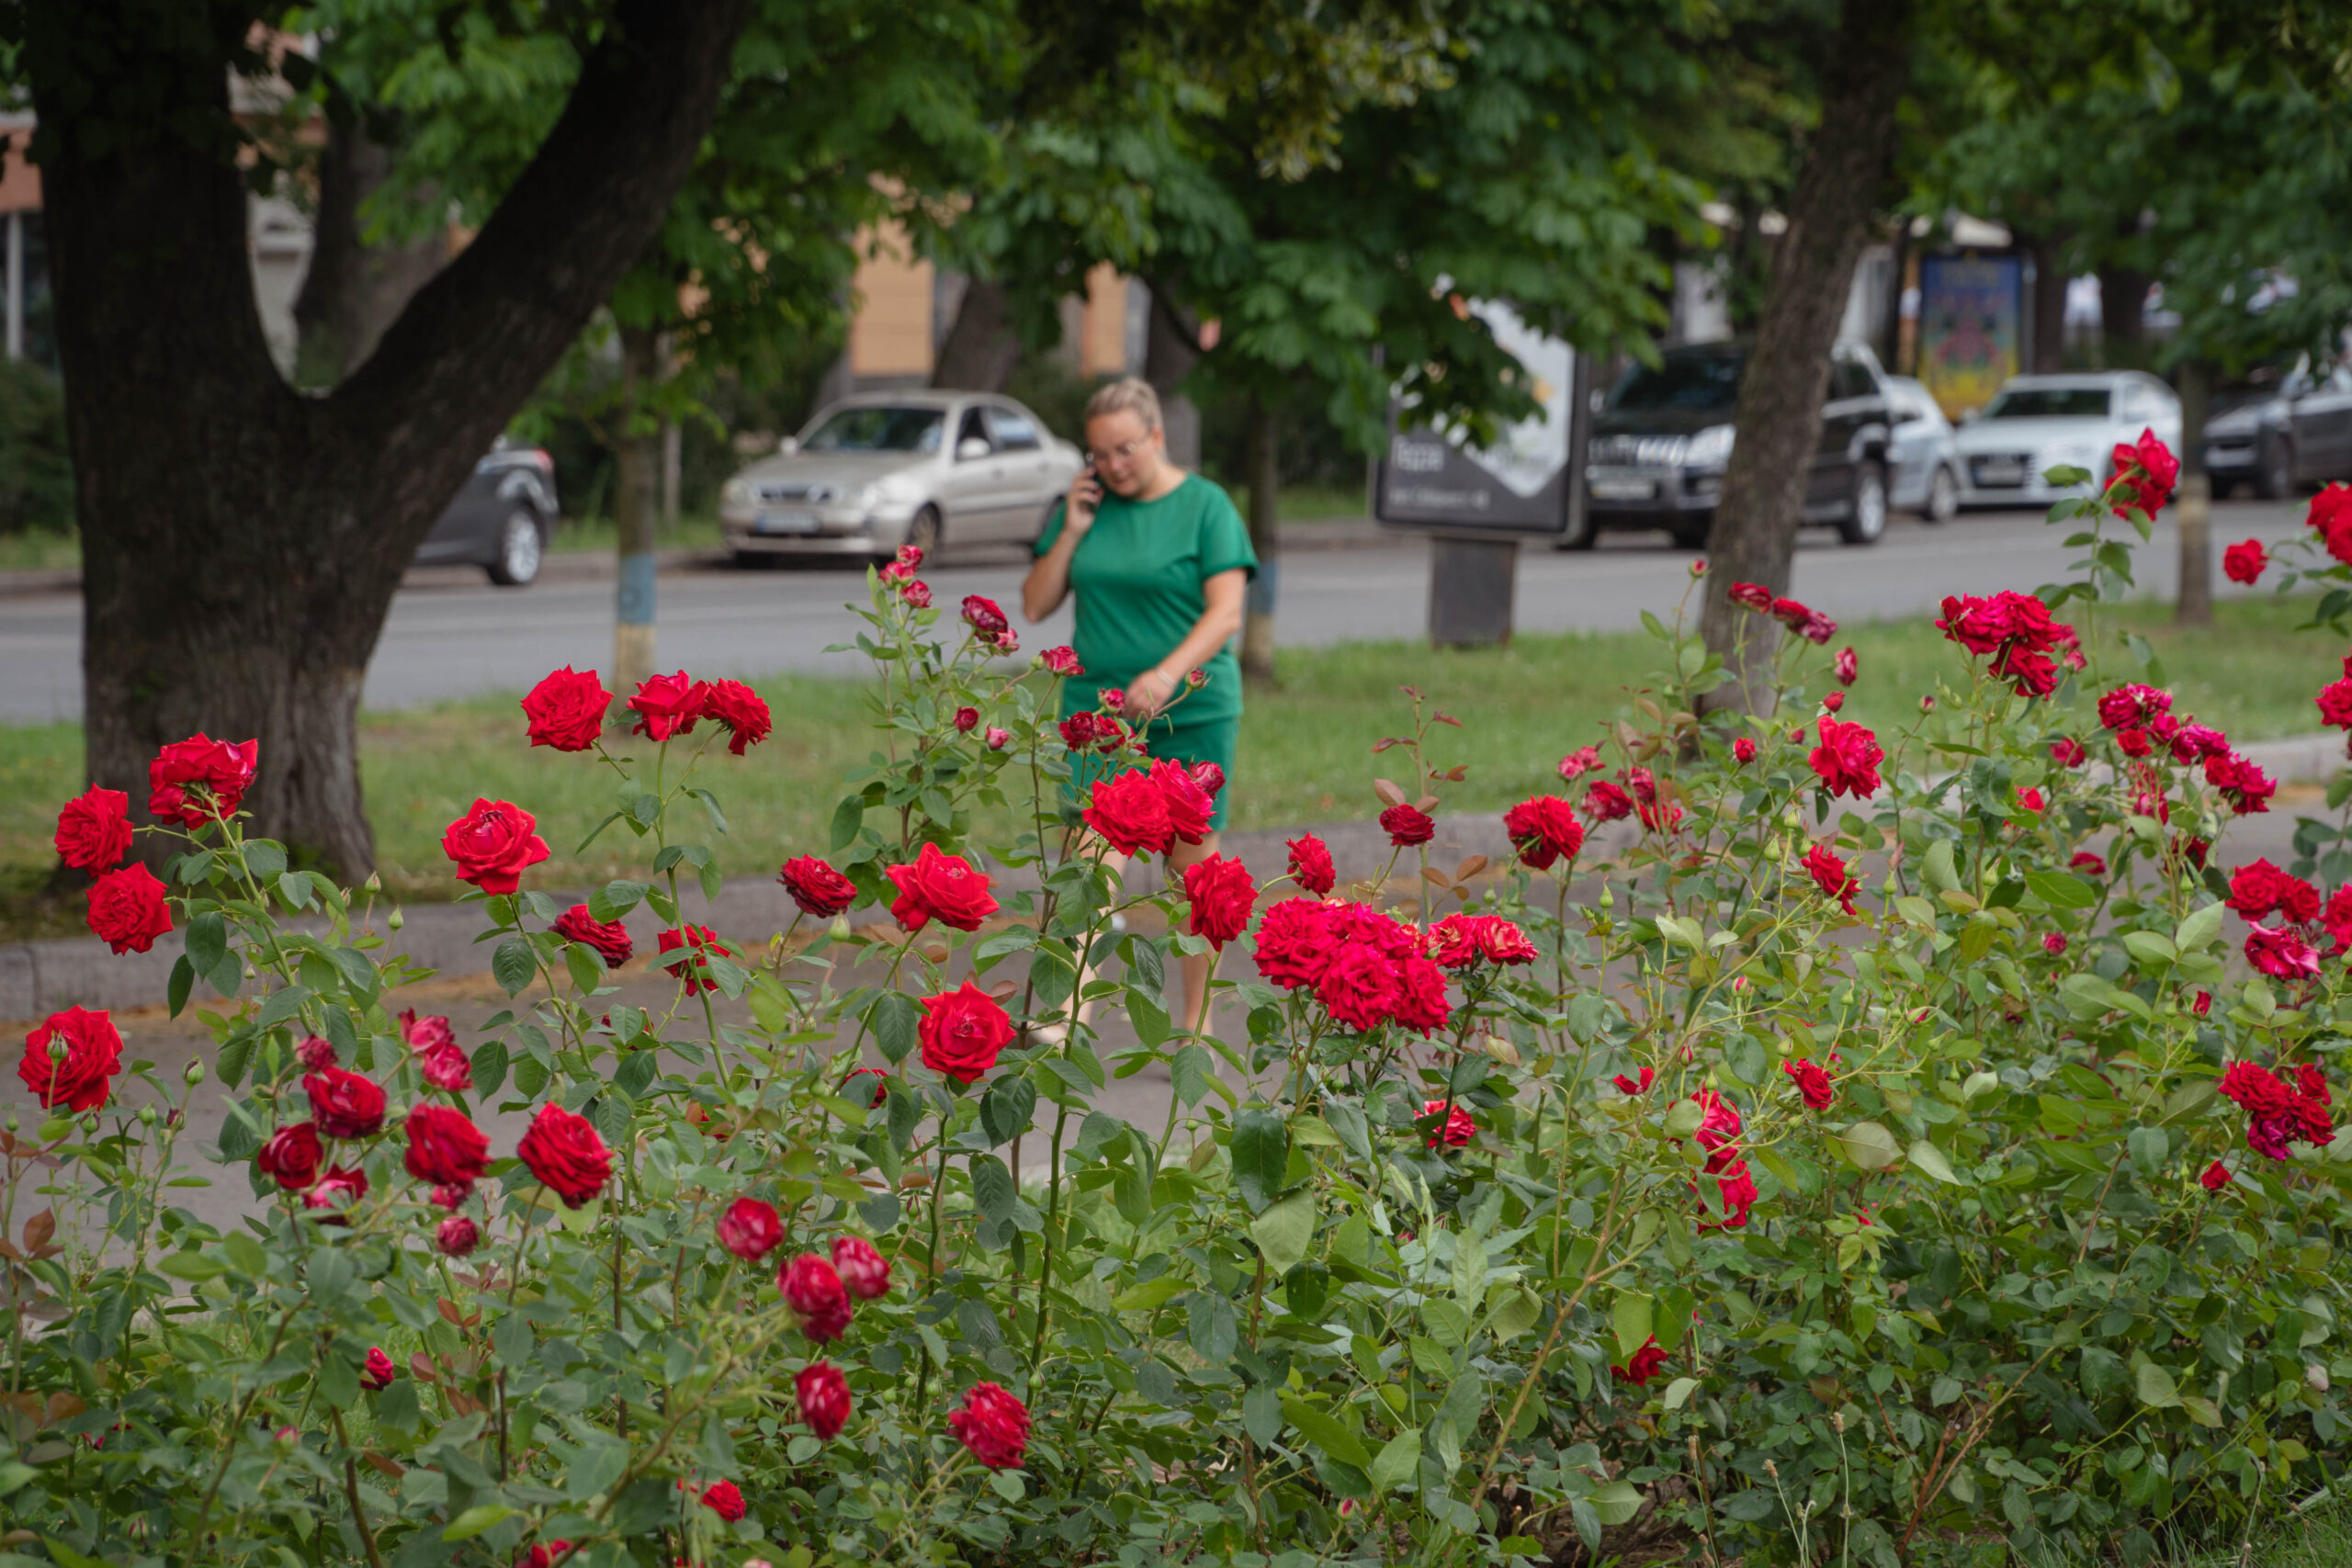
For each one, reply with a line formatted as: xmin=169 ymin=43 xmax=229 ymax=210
xmin=1034 ymin=473 xmax=1260 ymax=725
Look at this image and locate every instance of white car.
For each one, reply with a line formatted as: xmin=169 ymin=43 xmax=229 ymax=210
xmin=1883 ymin=376 xmax=1962 ymax=522
xmin=719 ymin=390 xmax=1083 ymax=565
xmin=1951 ymin=371 xmax=2182 ymax=509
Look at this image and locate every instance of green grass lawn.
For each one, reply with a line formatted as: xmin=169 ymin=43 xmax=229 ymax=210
xmin=1 ymin=591 xmax=2343 ymax=941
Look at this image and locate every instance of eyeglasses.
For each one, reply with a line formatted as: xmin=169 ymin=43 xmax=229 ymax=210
xmin=1087 ymin=434 xmax=1153 ymax=466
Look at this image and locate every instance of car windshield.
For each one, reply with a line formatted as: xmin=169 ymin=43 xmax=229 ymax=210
xmin=1981 ymin=387 xmax=2111 ymax=419
xmin=1605 ymin=355 xmax=1743 ymax=413
xmin=803 ymin=407 xmax=944 ymax=454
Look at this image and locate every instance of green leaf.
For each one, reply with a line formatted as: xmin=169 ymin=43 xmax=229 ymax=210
xmin=1230 ymin=1108 xmax=1288 ymax=1213
xmin=1188 ymin=1291 xmax=1238 ymax=1363
xmin=978 ymin=1077 xmax=1037 ymax=1145
xmin=587 ymin=879 xmax=646 ymax=923
xmin=871 ymin=992 xmax=921 ymax=1064
xmin=1838 ymin=1121 xmax=1905 ymax=1171
xmin=2025 ymin=869 xmax=2099 ymax=910
xmin=563 ymin=941 xmax=604 ymax=994
xmin=1110 ymin=1276 xmax=1188 ymax=1313
xmin=1279 ymin=1393 xmax=1373 ymax=1470
xmin=829 ymin=795 xmax=864 ymax=852
xmin=443 ymin=1505 xmax=517 ymax=1541
xmin=1906 ymin=1139 xmax=1960 ymax=1184
xmin=1369 ymin=1429 xmax=1422 ymax=1492
xmin=969 ymin=1155 xmax=1014 ymax=1225
xmin=2174 ymin=901 xmax=2222 ymax=952
xmin=2127 ymin=1126 xmax=2169 ymax=1176
xmin=1611 ymin=1291 xmax=1653 ymax=1359
xmin=2134 ymin=1360 xmax=2181 ymax=1409
xmin=1662 ymin=1100 xmax=1704 ymax=1139
xmin=1250 ymin=1190 xmax=1317 ymax=1275
xmin=167 ymin=954 xmax=195 ymax=1019
xmin=158 ymin=1250 xmax=224 ymax=1281
xmin=1590 ymin=1480 xmax=1644 ymax=1526
xmin=1921 ymin=838 xmax=1959 ymax=894
xmin=1724 ymin=1034 xmax=1770 ymax=1088
xmin=492 ymin=938 xmax=536 ymax=998
xmin=1663 ymin=1377 xmax=1700 ymax=1411
xmin=1127 ymin=986 xmax=1170 ymax=1050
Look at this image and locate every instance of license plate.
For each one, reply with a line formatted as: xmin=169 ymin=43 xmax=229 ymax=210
xmin=756 ymin=510 xmax=820 ymax=534
xmin=1589 ymin=475 xmax=1657 ymax=502
xmin=1973 ymin=457 xmax=2026 ymax=486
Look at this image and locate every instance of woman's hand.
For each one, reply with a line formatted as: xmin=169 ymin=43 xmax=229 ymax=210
xmin=1064 ymin=468 xmax=1105 ymax=536
xmin=1124 ymin=667 xmax=1179 ymax=719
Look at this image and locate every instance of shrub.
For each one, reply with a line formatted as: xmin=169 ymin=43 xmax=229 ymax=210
xmin=6 ymin=460 xmax=2352 ymax=1568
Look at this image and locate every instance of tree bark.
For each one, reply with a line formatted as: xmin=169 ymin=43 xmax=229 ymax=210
xmin=1699 ymin=0 xmax=1912 ymax=712
xmin=1241 ymin=394 xmax=1280 ymax=682
xmin=930 ymin=277 xmax=1022 ymax=391
xmin=2019 ymin=229 xmax=2071 ymax=375
xmin=290 ymin=117 xmax=445 ymax=389
xmin=1144 ymin=286 xmax=1204 ymax=470
xmin=2175 ymin=358 xmax=2213 ymax=628
xmin=615 ymin=324 xmax=666 ymax=694
xmin=2098 ymin=211 xmax=2151 ymax=366
xmin=26 ymin=0 xmax=750 ymax=880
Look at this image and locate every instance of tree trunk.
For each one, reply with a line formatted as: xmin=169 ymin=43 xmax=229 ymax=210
xmin=2098 ymin=212 xmax=2151 ymax=367
xmin=291 ymin=118 xmax=445 ymax=389
xmin=615 ymin=324 xmax=666 ymax=694
xmin=2176 ymin=358 xmax=2212 ymax=628
xmin=1241 ymin=394 xmax=1280 ymax=682
xmin=2020 ymin=229 xmax=2070 ymax=374
xmin=1699 ymin=0 xmax=1912 ymax=712
xmin=930 ymin=277 xmax=1022 ymax=391
xmin=25 ymin=0 xmax=749 ymax=882
xmin=1144 ymin=286 xmax=1204 ymax=470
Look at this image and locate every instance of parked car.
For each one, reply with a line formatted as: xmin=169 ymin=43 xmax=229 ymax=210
xmin=1950 ymin=371 xmax=2181 ymax=509
xmin=1883 ymin=375 xmax=1962 ymax=522
xmin=718 ymin=390 xmax=1084 ymax=566
xmin=2205 ymin=356 xmax=2352 ymax=499
xmin=413 ymin=442 xmax=560 ymax=586
xmin=1576 ymin=339 xmax=1893 ymax=549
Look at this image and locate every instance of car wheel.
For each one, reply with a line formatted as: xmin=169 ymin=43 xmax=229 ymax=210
xmin=906 ymin=504 xmax=944 ymax=562
xmin=732 ymin=548 xmax=775 ymax=570
xmin=1920 ymin=463 xmax=1960 ymax=524
xmin=1667 ymin=516 xmax=1713 ymax=551
xmin=2256 ymin=437 xmax=2295 ymax=501
xmin=1838 ymin=461 xmax=1887 ymax=545
xmin=485 ymin=509 xmax=546 ymax=586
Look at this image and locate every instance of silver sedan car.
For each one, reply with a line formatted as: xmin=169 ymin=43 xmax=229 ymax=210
xmin=719 ymin=390 xmax=1084 ymax=565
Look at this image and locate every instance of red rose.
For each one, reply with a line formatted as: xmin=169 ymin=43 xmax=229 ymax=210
xmin=520 ymin=1543 xmax=572 ymax=1568
xmin=2097 ymin=682 xmax=2170 ymax=730
xmin=1150 ymin=760 xmax=1214 ymax=846
xmin=362 ymin=1348 xmax=397 ymax=1391
xmin=148 ymin=734 xmax=258 ymax=829
xmin=628 ymin=671 xmax=708 ymax=741
xmin=1804 ymin=843 xmax=1858 ymax=916
xmin=1317 ymin=942 xmax=1399 ymax=1032
xmin=1582 ymin=780 xmax=1634 ymax=823
xmin=2326 ymin=886 xmax=2352 ymax=951
xmin=1782 ymin=1058 xmax=1834 ymax=1110
xmin=1040 ymin=646 xmax=1083 ymax=676
xmin=2228 ymin=859 xmax=2319 ymax=923
xmin=430 ymin=1183 xmax=469 ymax=1210
xmin=919 ymin=982 xmax=1013 ymax=1084
xmin=1420 ymin=1098 xmax=1476 ymax=1148
xmin=258 ymin=1122 xmax=323 ymax=1190
xmin=552 ymin=904 xmax=632 ymax=968
xmin=779 ymin=1252 xmax=853 ymax=1341
xmin=2050 ymin=738 xmax=2086 ymax=767
xmin=304 ymin=1067 xmax=386 ymax=1139
xmin=54 ymin=785 xmax=132 ymax=872
xmin=518 ymin=1101 xmax=613 ymax=1207
xmin=1733 ymin=738 xmax=1757 ymax=763
xmin=701 ymin=678 xmax=773 ymax=754
xmin=1379 ymin=802 xmax=1435 ymax=847
xmin=1727 ymin=581 xmax=1772 ymax=612
xmin=2015 ymin=787 xmax=2044 ymax=814
xmin=1557 ymin=746 xmax=1601 ymax=780
xmin=401 ymin=1010 xmax=455 ymax=1054
xmin=1611 ymin=1337 xmax=1668 ymax=1385
xmin=2245 ymin=925 xmax=2319 ymax=981
xmin=779 ymin=854 xmax=857 ymax=918
xmin=85 ymin=863 xmax=173 ymax=954
xmin=659 ymin=924 xmax=735 ymax=994
xmin=2199 ymin=1159 xmax=2232 ymax=1192
xmin=885 ymin=842 xmax=999 ymax=931
xmin=1502 ymin=795 xmax=1583 ymax=870
xmin=1431 ymin=914 xmax=1536 ymax=969
xmin=2223 ymin=538 xmax=2268 ymax=585
xmin=297 ymin=1034 xmax=337 ymax=1071
xmin=1613 ymin=1066 xmax=1655 ymax=1097
xmin=1702 ymin=1157 xmax=1758 ymax=1230
xmin=2205 ymin=750 xmax=2277 ymax=816
xmin=1835 ymin=646 xmax=1858 ymax=685
xmin=700 ymin=1481 xmax=745 ymax=1521
xmin=949 ymin=1382 xmax=1031 ymax=1469
xmin=2311 ymin=484 xmax=2352 ymax=563
xmin=961 ymin=594 xmax=1010 ymax=635
xmin=2070 ymin=851 xmax=2107 ymax=877
xmin=1251 ymin=899 xmax=1340 ymax=990
xmin=718 ymin=1197 xmax=784 ymax=1260
xmin=985 ymin=727 xmax=1011 ymax=750
xmin=1821 ymin=692 xmax=1844 ymax=715
xmin=520 ymin=667 xmax=611 ymax=751
xmin=2042 ymin=932 xmax=2068 ymax=955
xmin=2192 ymin=989 xmax=2212 ymax=1016
xmin=1391 ymin=955 xmax=1452 ymax=1036
xmin=1286 ymin=834 xmax=1336 ymax=894
xmin=403 ymin=1104 xmax=490 ymax=1187
xmin=2110 ymin=428 xmax=2177 ymax=516
xmin=441 ymin=798 xmax=549 ymax=896
xmin=832 ymin=1235 xmax=892 ymax=1299
xmin=436 ymin=1215 xmax=481 ymax=1257
xmin=797 ymin=1360 xmax=853 ymax=1438
xmin=1084 ymin=769 xmax=1174 ymax=856
xmin=899 ymin=579 xmax=933 ymax=608
xmin=1190 ymin=761 xmax=1226 ymax=798
xmin=1182 ymin=853 xmax=1256 ymax=947
xmin=304 ymin=1166 xmax=368 ymax=1218
xmin=1808 ymin=717 xmax=1882 ymax=798
xmin=2320 ymin=679 xmax=2352 ymax=729
xmin=952 ymin=705 xmax=979 ymax=733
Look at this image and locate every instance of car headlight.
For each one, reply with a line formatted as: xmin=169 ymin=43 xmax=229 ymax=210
xmin=1685 ymin=423 xmax=1736 ymax=468
xmin=721 ymin=478 xmax=752 ymax=508
xmin=855 ymin=483 xmax=885 ymax=513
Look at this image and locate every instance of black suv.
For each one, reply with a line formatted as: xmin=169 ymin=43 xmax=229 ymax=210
xmin=1571 ymin=341 xmax=1893 ymax=549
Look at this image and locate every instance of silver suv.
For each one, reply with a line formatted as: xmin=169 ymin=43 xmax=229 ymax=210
xmin=719 ymin=390 xmax=1083 ymax=565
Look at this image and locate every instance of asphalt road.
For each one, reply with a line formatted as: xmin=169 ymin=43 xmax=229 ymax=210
xmin=0 ymin=498 xmax=2315 ymax=725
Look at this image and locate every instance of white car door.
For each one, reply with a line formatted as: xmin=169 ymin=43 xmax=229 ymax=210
xmin=983 ymin=405 xmax=1064 ymax=542
xmin=940 ymin=405 xmax=1019 ymax=542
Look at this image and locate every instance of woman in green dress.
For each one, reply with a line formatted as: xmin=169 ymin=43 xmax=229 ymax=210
xmin=1022 ymin=377 xmax=1258 ymax=1028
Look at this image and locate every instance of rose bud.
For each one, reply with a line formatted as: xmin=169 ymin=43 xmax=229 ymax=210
xmin=435 ymin=1215 xmax=481 ymax=1258
xmin=831 ymin=1235 xmax=892 ymax=1299
xmin=296 ymin=1034 xmax=337 ymax=1072
xmin=955 ymin=706 xmax=980 ymax=732
xmin=718 ymin=1197 xmax=785 ymax=1261
xmin=779 ymin=1253 xmax=853 ymax=1341
xmin=985 ymin=727 xmax=1011 ymax=750
xmin=797 ymin=1360 xmax=853 ymax=1439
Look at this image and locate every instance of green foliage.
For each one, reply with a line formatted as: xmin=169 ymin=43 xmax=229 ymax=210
xmin=0 ymin=357 xmax=73 ymax=536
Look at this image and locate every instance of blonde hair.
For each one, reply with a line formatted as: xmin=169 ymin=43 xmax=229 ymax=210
xmin=1083 ymin=377 xmax=1163 ymax=434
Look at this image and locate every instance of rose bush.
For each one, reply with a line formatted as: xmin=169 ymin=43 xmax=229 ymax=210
xmin=6 ymin=471 xmax=2352 ymax=1568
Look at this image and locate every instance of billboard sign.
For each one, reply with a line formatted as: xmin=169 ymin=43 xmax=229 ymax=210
xmin=1376 ymin=300 xmax=1582 ymax=535
xmin=1917 ymin=254 xmax=2022 ymax=422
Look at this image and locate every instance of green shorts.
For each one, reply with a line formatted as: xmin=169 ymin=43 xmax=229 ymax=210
xmin=1065 ymin=712 xmax=1238 ymax=831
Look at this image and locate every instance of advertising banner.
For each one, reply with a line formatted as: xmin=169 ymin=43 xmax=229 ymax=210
xmin=1376 ymin=301 xmax=1581 ymax=535
xmin=1917 ymin=254 xmax=2022 ymax=422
